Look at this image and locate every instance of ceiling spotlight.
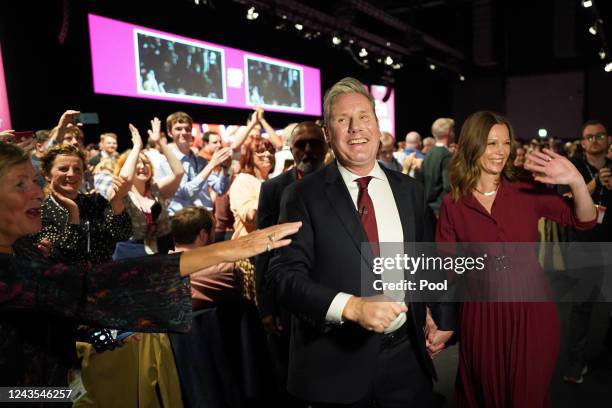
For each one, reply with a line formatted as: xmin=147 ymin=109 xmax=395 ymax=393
xmin=600 ymin=48 xmax=607 ymax=60
xmin=386 ymin=42 xmax=391 ymax=47
xmin=385 ymin=56 xmax=394 ymax=65
xmin=392 ymin=63 xmax=402 ymax=70
xmin=294 ymin=23 xmax=303 ymax=30
xmin=589 ymin=19 xmax=602 ymax=35
xmin=349 ymin=39 xmax=354 ymax=44
xmin=605 ymin=62 xmax=612 ymax=72
xmin=358 ymin=48 xmax=368 ymax=57
xmin=246 ymin=7 xmax=259 ymax=20
xmin=582 ymin=0 xmax=593 ymax=8
xmin=377 ymin=58 xmax=382 ymax=63
xmin=459 ymin=74 xmax=466 ymax=81
xmin=429 ymin=64 xmax=436 ymax=70
xmin=332 ymin=36 xmax=342 ymax=45
xmin=363 ymin=59 xmax=369 ymax=64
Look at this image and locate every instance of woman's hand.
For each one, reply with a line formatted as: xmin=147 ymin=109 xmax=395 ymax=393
xmin=108 ymin=175 xmax=130 ymax=201
xmin=50 ymin=186 xmax=80 ymax=224
xmin=233 ymin=222 xmax=302 ymax=259
xmin=524 ymin=148 xmax=583 ymax=187
xmin=108 ymin=175 xmax=131 ymax=214
xmin=147 ymin=117 xmax=162 ymax=146
xmin=128 ymin=124 xmax=144 ymax=151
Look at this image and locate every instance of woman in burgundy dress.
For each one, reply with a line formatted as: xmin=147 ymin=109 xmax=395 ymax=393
xmin=436 ymin=111 xmax=597 ymax=408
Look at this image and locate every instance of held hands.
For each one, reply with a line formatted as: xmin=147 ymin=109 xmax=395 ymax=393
xmin=524 ymin=148 xmax=583 ymax=186
xmin=342 ymin=295 xmax=408 ymax=333
xmin=128 ymin=124 xmax=144 ymax=151
xmin=261 ymin=315 xmax=284 ymax=336
xmin=424 ymin=307 xmax=453 ymax=358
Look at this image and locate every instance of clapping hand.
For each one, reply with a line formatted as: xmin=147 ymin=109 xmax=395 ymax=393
xmin=128 ymin=124 xmax=144 ymax=151
xmin=147 ymin=117 xmax=162 ymax=146
xmin=107 ymin=175 xmax=131 ymax=202
xmin=50 ymin=185 xmax=80 ymax=224
xmin=255 ymin=106 xmax=265 ymax=122
xmin=524 ymin=148 xmax=583 ymax=186
xmin=209 ymin=147 xmax=232 ymax=168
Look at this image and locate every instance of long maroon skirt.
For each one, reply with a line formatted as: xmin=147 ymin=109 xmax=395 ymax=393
xmin=455 ymin=302 xmax=560 ymax=408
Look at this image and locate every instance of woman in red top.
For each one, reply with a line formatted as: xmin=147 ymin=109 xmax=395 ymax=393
xmin=436 ymin=111 xmax=597 ymax=408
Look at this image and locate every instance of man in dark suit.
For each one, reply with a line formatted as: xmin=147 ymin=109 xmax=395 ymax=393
xmin=420 ymin=117 xmax=455 ymax=220
xmin=255 ymin=122 xmax=328 ymax=402
xmin=269 ymin=77 xmax=456 ymax=407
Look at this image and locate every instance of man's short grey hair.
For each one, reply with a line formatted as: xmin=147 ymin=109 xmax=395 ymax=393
xmin=380 ymin=131 xmax=394 ymax=146
xmin=431 ymin=118 xmax=455 ymax=140
xmin=323 ymin=77 xmax=376 ymax=127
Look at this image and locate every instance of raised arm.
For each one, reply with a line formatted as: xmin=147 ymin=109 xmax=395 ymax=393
xmin=525 ymin=148 xmax=597 ymax=223
xmin=180 ymin=222 xmax=301 ymax=276
xmin=117 ymin=124 xmax=144 ymax=183
xmin=51 ymin=110 xmax=80 ymax=146
xmin=230 ymin=111 xmax=258 ymax=151
xmin=257 ymin=107 xmax=283 ymax=150
xmin=148 ymin=117 xmax=185 ymax=200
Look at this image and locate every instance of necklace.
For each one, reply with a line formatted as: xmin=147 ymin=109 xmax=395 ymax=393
xmin=474 ymin=186 xmax=498 ymax=196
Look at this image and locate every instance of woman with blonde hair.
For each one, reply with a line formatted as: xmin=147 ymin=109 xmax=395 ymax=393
xmin=436 ymin=111 xmax=596 ymax=407
xmin=113 ymin=118 xmax=184 ymax=255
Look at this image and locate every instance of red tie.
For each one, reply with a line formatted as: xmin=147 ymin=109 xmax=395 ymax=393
xmin=355 ymin=176 xmax=379 ymax=257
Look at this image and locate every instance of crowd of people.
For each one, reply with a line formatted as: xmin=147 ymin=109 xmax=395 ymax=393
xmin=0 ymin=76 xmax=611 ymax=408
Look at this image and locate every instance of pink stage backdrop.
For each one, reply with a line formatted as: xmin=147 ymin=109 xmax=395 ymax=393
xmin=0 ymin=42 xmax=11 ymax=131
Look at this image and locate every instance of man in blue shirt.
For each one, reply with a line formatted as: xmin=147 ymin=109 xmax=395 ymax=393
xmin=166 ymin=111 xmax=231 ymax=215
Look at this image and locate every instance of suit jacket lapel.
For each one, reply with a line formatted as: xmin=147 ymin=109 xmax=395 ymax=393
xmin=323 ymin=163 xmax=373 ymax=266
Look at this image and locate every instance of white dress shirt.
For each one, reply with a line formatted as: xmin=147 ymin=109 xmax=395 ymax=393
xmin=325 ymin=161 xmax=407 ymax=333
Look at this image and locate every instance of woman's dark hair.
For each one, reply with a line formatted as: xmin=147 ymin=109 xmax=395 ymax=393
xmin=449 ymin=111 xmax=516 ymax=201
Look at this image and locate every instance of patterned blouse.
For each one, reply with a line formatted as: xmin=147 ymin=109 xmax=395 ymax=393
xmin=38 ymin=193 xmax=132 ymax=265
xmin=0 ymin=238 xmax=192 ymax=387
xmin=124 ymin=184 xmax=171 ymax=242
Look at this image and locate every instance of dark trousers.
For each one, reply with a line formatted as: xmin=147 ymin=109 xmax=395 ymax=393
xmin=310 ymin=326 xmax=434 ymax=408
xmin=568 ymin=300 xmax=612 ymax=366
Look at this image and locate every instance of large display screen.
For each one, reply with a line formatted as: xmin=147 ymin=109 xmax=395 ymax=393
xmin=89 ymin=14 xmax=321 ymax=116
xmin=0 ymin=43 xmax=11 ymax=131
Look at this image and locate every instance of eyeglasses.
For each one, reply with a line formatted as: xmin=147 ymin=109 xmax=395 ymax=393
xmin=584 ymin=132 xmax=607 ymax=142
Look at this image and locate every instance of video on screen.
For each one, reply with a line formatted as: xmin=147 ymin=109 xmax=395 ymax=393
xmin=135 ymin=31 xmax=225 ymax=101
xmin=246 ymin=57 xmax=303 ymax=110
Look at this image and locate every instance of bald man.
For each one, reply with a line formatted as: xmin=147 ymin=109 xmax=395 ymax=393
xmin=405 ymin=131 xmax=425 ymax=159
xmin=255 ymin=121 xmax=328 ymax=405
